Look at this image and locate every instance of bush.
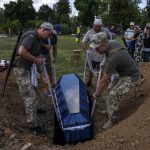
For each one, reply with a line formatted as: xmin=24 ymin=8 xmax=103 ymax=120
xmin=61 ymin=24 xmax=71 ymax=35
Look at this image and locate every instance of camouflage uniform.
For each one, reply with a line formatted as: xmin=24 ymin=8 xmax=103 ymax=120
xmin=13 ymin=67 xmax=37 ymax=124
xmin=13 ymin=30 xmax=42 ymax=125
xmin=13 ymin=23 xmax=56 ymax=127
xmin=107 ymin=76 xmax=138 ymax=122
xmin=90 ymin=32 xmax=141 ymax=123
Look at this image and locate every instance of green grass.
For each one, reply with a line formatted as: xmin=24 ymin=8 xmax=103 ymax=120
xmin=0 ymin=36 xmax=17 ymax=59
xmin=0 ymin=35 xmax=86 ymax=79
xmin=0 ymin=35 xmax=124 ymax=79
xmin=54 ymin=35 xmax=86 ymax=78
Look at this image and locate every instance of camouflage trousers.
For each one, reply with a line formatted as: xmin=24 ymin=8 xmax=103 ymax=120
xmin=107 ymin=76 xmax=139 ymax=122
xmin=13 ymin=67 xmax=37 ymax=124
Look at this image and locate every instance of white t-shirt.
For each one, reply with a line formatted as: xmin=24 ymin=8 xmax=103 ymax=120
xmin=82 ymin=28 xmax=111 ymax=62
xmin=124 ymin=28 xmax=134 ymax=42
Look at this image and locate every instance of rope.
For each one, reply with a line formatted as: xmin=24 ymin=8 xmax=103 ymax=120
xmin=86 ymin=51 xmax=100 ymax=75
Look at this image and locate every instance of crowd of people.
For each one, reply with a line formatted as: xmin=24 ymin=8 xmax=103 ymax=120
xmin=81 ymin=19 xmax=141 ymax=129
xmin=124 ymin=22 xmax=150 ymax=63
xmin=12 ymin=18 xmax=147 ymax=136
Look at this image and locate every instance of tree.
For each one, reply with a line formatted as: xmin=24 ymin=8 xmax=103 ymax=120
xmin=37 ymin=5 xmax=54 ymax=22
xmin=0 ymin=8 xmax=6 ymax=32
xmin=54 ymin=0 xmax=71 ymax=24
xmin=4 ymin=0 xmax=36 ymax=28
xmin=140 ymin=8 xmax=149 ymax=25
xmin=109 ymin=0 xmax=141 ymax=29
xmin=4 ymin=1 xmax=18 ymax=21
xmin=74 ymin=0 xmax=99 ymax=27
xmin=16 ymin=0 xmax=36 ymax=27
xmin=56 ymin=0 xmax=71 ymax=15
xmin=147 ymin=0 xmax=150 ymax=20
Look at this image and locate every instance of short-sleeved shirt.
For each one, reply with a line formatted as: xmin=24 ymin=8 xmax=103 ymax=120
xmin=124 ymin=28 xmax=134 ymax=43
xmin=104 ymin=40 xmax=140 ymax=81
xmin=82 ymin=28 xmax=112 ymax=62
xmin=16 ymin=30 xmax=42 ymax=71
xmin=40 ymin=34 xmax=57 ymax=55
xmin=82 ymin=28 xmax=112 ymax=44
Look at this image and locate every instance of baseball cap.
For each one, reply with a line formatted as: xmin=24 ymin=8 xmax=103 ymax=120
xmin=130 ymin=22 xmax=135 ymax=26
xmin=93 ymin=19 xmax=102 ymax=25
xmin=90 ymin=32 xmax=107 ymax=49
xmin=40 ymin=22 xmax=56 ymax=34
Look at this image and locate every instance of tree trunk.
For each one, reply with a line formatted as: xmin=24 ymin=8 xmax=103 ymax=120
xmin=8 ymin=27 xmax=11 ymax=35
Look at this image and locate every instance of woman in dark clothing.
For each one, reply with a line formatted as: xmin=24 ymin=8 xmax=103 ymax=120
xmin=134 ymin=26 xmax=144 ymax=64
xmin=130 ymin=26 xmax=139 ymax=58
xmin=142 ymin=25 xmax=150 ymax=62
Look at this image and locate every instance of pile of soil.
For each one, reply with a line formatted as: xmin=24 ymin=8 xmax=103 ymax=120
xmin=0 ymin=62 xmax=150 ymax=150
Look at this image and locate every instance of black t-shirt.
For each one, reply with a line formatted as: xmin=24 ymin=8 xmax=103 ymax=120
xmin=40 ymin=34 xmax=57 ymax=55
xmin=143 ymin=33 xmax=150 ymax=48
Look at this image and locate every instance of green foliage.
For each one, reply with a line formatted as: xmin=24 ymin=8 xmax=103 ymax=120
xmin=4 ymin=1 xmax=17 ymax=21
xmin=147 ymin=0 xmax=150 ymax=20
xmin=4 ymin=0 xmax=36 ymax=28
xmin=60 ymin=14 xmax=70 ymax=24
xmin=1 ymin=0 xmax=149 ymax=35
xmin=56 ymin=0 xmax=71 ymax=15
xmin=74 ymin=0 xmax=99 ymax=26
xmin=0 ymin=8 xmax=6 ymax=32
xmin=109 ymin=0 xmax=141 ymax=29
xmin=25 ymin=20 xmax=36 ymax=29
xmin=38 ymin=5 xmax=55 ymax=22
xmin=16 ymin=0 xmax=36 ymax=27
xmin=102 ymin=15 xmax=114 ymax=26
xmin=54 ymin=0 xmax=71 ymax=24
xmin=61 ymin=24 xmax=71 ymax=35
xmin=34 ymin=20 xmax=43 ymax=28
xmin=9 ymin=19 xmax=21 ymax=33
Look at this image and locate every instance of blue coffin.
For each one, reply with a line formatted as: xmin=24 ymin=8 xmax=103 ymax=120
xmin=53 ymin=74 xmax=92 ymax=142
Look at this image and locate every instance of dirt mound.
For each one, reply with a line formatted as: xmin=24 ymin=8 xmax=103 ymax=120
xmin=0 ymin=63 xmax=150 ymax=150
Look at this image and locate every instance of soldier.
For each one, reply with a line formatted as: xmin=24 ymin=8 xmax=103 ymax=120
xmin=13 ymin=22 xmax=56 ymax=134
xmin=91 ymin=32 xmax=141 ymax=129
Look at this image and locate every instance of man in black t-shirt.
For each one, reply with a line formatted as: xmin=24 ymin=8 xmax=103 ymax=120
xmin=41 ymin=33 xmax=57 ymax=88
